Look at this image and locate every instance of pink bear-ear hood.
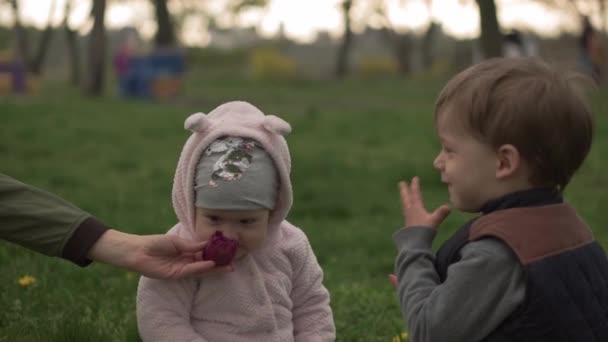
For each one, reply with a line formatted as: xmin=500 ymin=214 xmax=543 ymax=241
xmin=171 ymin=101 xmax=293 ymax=236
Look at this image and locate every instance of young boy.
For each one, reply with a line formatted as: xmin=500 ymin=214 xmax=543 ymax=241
xmin=393 ymin=57 xmax=608 ymax=342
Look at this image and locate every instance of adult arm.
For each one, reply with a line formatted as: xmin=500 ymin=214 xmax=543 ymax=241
xmin=1 ymin=173 xmax=216 ymax=278
xmin=0 ymin=173 xmax=108 ymax=266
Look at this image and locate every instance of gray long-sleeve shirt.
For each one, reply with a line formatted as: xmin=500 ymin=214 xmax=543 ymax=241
xmin=393 ymin=226 xmax=525 ymax=342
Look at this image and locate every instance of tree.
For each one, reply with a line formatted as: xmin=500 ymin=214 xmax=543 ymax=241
xmin=152 ymin=0 xmax=175 ymax=47
xmin=8 ymin=0 xmax=59 ymax=75
xmin=9 ymin=0 xmax=30 ymax=65
xmin=476 ymin=0 xmax=502 ymax=58
xmin=63 ymin=0 xmax=80 ymax=86
xmin=84 ymin=0 xmax=106 ymax=96
xmin=370 ymin=0 xmax=413 ymax=75
xmin=335 ymin=0 xmax=354 ymax=78
xmin=29 ymin=0 xmax=57 ymax=75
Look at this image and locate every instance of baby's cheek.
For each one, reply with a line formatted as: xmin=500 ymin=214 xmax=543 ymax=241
xmin=194 ymin=224 xmax=215 ymax=242
xmin=245 ymin=229 xmax=267 ymax=250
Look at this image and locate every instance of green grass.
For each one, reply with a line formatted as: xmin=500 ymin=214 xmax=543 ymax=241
xmin=1 ymin=73 xmax=607 ymax=341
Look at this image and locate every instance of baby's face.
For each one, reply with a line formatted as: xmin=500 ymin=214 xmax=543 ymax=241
xmin=195 ymin=208 xmax=270 ymax=261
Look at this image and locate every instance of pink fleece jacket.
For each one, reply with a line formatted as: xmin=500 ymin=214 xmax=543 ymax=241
xmin=136 ymin=101 xmax=335 ymax=342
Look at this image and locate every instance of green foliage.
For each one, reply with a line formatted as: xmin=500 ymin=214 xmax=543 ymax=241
xmin=1 ymin=75 xmax=607 ymax=341
xmin=249 ymin=47 xmax=298 ymax=80
xmin=356 ymin=56 xmax=399 ymax=79
xmin=186 ymin=47 xmax=250 ymax=69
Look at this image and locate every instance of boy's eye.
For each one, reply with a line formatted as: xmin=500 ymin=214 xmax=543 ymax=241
xmin=240 ymin=218 xmax=256 ymax=225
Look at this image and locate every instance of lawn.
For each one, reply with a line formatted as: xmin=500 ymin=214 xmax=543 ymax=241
xmin=1 ymin=72 xmax=607 ymax=341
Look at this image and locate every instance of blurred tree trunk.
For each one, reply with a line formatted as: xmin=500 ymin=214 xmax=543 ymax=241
xmin=600 ymin=0 xmax=607 ymax=35
xmin=335 ymin=0 xmax=353 ymax=78
xmin=421 ymin=21 xmax=439 ymax=70
xmin=378 ymin=28 xmax=411 ymax=75
xmin=153 ymin=0 xmax=176 ymax=47
xmin=9 ymin=0 xmax=30 ymax=65
xmin=63 ymin=0 xmax=80 ymax=86
xmin=29 ymin=0 xmax=57 ymax=75
xmin=476 ymin=0 xmax=502 ymax=58
xmin=85 ymin=0 xmax=106 ymax=96
xmin=374 ymin=1 xmax=410 ymax=75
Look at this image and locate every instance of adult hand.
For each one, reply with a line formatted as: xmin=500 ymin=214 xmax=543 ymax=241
xmin=399 ymin=177 xmax=451 ymax=229
xmin=88 ymin=230 xmax=219 ymax=279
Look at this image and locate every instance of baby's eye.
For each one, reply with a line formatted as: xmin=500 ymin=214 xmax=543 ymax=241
xmin=207 ymin=215 xmax=221 ymax=223
xmin=240 ymin=218 xmax=256 ymax=225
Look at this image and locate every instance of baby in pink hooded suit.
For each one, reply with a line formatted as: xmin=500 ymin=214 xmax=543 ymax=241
xmin=136 ymin=101 xmax=335 ymax=342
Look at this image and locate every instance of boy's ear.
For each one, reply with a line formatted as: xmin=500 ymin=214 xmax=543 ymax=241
xmin=495 ymin=144 xmax=521 ymax=179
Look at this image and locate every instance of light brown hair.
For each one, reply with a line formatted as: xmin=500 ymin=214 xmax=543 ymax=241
xmin=435 ymin=57 xmax=594 ymax=191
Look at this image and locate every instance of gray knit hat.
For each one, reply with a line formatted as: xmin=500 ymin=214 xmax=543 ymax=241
xmin=194 ymin=136 xmax=278 ymax=210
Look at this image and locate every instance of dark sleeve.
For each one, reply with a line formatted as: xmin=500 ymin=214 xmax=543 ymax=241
xmin=0 ymin=173 xmax=110 ymax=266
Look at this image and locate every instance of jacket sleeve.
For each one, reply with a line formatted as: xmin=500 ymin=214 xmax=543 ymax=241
xmin=393 ymin=226 xmax=525 ymax=342
xmin=290 ymin=234 xmax=336 ymax=342
xmin=137 ymin=276 xmax=208 ymax=342
xmin=0 ymin=173 xmax=109 ymax=266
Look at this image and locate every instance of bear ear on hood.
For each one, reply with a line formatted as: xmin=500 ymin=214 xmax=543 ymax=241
xmin=184 ymin=112 xmax=210 ymax=133
xmin=262 ymin=115 xmax=291 ymax=136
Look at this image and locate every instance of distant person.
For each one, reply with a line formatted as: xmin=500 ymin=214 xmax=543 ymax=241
xmin=503 ymin=30 xmax=538 ymax=58
xmin=392 ymin=58 xmax=608 ymax=341
xmin=0 ymin=173 xmax=217 ymax=279
xmin=113 ymin=31 xmax=139 ymax=96
xmin=503 ymin=30 xmax=525 ymax=57
xmin=580 ymin=16 xmax=606 ymax=82
xmin=136 ymin=101 xmax=335 ymax=341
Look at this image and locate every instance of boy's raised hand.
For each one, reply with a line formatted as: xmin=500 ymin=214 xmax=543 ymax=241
xmin=399 ymin=177 xmax=451 ymax=229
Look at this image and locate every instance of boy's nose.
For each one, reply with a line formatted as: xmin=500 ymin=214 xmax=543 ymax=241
xmin=433 ymin=154 xmax=443 ymax=170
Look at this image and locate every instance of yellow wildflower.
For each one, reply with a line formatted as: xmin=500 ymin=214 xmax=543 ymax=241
xmin=392 ymin=331 xmax=409 ymax=342
xmin=18 ymin=275 xmax=36 ymax=287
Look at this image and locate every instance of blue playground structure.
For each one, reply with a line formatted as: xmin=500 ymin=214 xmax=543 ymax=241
xmin=118 ymin=48 xmax=185 ymax=99
xmin=0 ymin=60 xmax=27 ymax=95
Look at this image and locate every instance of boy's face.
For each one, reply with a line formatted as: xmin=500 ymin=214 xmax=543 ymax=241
xmin=433 ymin=112 xmax=501 ymax=212
xmin=195 ymin=208 xmax=270 ymax=261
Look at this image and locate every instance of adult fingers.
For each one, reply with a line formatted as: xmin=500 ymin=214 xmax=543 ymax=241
xmin=171 ymin=236 xmax=207 ymax=253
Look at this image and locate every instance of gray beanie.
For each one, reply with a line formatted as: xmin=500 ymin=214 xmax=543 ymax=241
xmin=194 ymin=136 xmax=278 ymax=210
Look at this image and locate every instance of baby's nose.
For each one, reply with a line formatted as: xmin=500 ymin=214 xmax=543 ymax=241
xmin=220 ymin=228 xmax=239 ymax=241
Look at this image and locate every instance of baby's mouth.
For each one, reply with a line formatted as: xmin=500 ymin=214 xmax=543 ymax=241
xmin=202 ymin=231 xmax=239 ymax=266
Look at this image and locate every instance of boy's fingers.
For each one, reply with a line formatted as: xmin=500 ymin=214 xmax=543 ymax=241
xmin=399 ymin=181 xmax=410 ymax=208
xmin=432 ymin=204 xmax=451 ymax=226
xmin=411 ymin=177 xmax=422 ymax=204
xmin=388 ymin=274 xmax=398 ymax=288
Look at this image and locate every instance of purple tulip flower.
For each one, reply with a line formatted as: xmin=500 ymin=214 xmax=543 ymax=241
xmin=203 ymin=231 xmax=239 ymax=266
